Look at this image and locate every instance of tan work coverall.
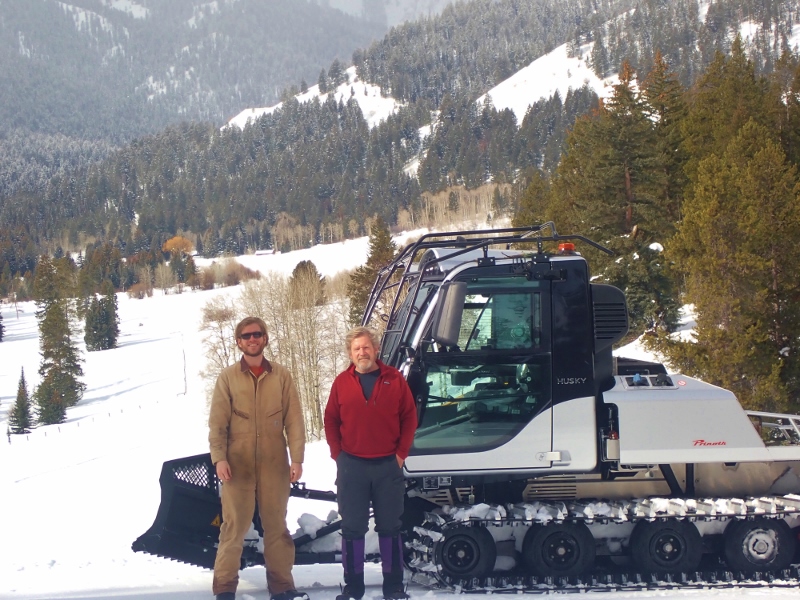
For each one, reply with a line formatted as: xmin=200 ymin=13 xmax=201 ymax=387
xmin=209 ymin=357 xmax=306 ymax=596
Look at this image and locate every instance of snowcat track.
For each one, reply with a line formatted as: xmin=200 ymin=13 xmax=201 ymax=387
xmin=406 ymin=494 xmax=800 ymax=592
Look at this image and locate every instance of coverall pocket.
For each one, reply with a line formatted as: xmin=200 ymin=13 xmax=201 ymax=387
xmin=264 ymin=407 xmax=282 ymax=429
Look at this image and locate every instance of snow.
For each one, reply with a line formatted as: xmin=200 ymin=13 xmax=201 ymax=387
xmin=478 ymin=42 xmax=618 ymax=125
xmin=99 ymin=0 xmax=150 ymax=20
xmin=58 ymin=2 xmax=116 ymax=35
xmin=0 ymin=235 xmax=795 ymax=599
xmin=226 ymin=67 xmax=402 ymax=130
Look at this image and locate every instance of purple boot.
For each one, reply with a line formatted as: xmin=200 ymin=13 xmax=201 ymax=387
xmin=380 ymin=534 xmax=408 ymax=600
xmin=336 ymin=537 xmax=365 ymax=600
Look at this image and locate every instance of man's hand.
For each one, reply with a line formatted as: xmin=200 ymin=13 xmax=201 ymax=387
xmin=396 ymin=455 xmax=404 ymax=468
xmin=216 ymin=460 xmax=232 ymax=482
xmin=290 ymin=462 xmax=303 ymax=482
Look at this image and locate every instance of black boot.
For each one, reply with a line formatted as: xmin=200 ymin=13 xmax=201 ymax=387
xmin=215 ymin=593 xmax=236 ymax=600
xmin=380 ymin=534 xmax=409 ymax=600
xmin=337 ymin=537 xmax=366 ymax=600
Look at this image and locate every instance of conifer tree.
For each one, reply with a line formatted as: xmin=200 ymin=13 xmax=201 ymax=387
xmin=84 ymin=281 xmax=118 ymax=351
xmin=663 ymin=121 xmax=800 ymax=412
xmin=513 ymin=169 xmax=551 ymax=228
xmin=32 ymin=255 xmax=85 ymax=424
xmin=640 ymin=51 xmax=688 ymax=232
xmin=0 ymin=311 xmax=4 ymax=342
xmin=681 ymin=37 xmax=781 ymax=184
xmin=547 ymin=61 xmax=678 ymax=333
xmin=9 ymin=367 xmax=33 ymax=434
xmin=100 ymin=280 xmax=119 ymax=349
xmin=346 ymin=216 xmax=396 ymax=328
xmin=84 ymin=294 xmax=103 ymax=351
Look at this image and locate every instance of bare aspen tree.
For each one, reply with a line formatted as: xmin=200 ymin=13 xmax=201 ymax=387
xmin=364 ymin=215 xmax=377 ymax=237
xmin=397 ymin=208 xmax=414 ymax=231
xmin=154 ymin=262 xmax=177 ymax=294
xmin=199 ymin=295 xmax=240 ymax=406
xmin=136 ymin=265 xmax=154 ymax=294
xmin=325 ymin=269 xmax=355 ymax=376
xmin=348 ymin=219 xmax=360 ymax=238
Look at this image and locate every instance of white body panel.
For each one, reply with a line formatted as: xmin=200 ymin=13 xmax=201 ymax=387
xmin=405 ymin=407 xmax=553 ymax=475
xmin=551 ymin=395 xmax=598 ymax=471
xmin=604 ymin=374 xmax=777 ymax=464
xmin=405 ymin=397 xmax=600 ymax=476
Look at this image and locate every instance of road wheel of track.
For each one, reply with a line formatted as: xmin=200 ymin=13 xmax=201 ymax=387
xmin=723 ymin=518 xmax=795 ymax=572
xmin=630 ymin=519 xmax=702 ymax=573
xmin=522 ymin=522 xmax=596 ymax=577
xmin=436 ymin=526 xmax=497 ymax=579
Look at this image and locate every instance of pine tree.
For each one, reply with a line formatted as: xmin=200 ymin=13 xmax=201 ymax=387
xmin=32 ymin=255 xmax=85 ymax=424
xmin=84 ymin=294 xmax=103 ymax=351
xmin=547 ymin=61 xmax=678 ymax=333
xmin=100 ymin=280 xmax=119 ymax=349
xmin=681 ymin=37 xmax=782 ymax=184
xmin=664 ymin=121 xmax=800 ymax=411
xmin=346 ymin=216 xmax=396 ymax=328
xmin=640 ymin=51 xmax=688 ymax=232
xmin=513 ymin=169 xmax=551 ymax=228
xmin=9 ymin=367 xmax=33 ymax=434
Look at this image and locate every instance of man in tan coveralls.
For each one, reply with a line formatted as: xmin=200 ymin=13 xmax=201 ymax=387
xmin=209 ymin=316 xmax=309 ymax=600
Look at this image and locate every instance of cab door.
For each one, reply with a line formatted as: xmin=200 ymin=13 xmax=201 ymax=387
xmin=405 ymin=275 xmax=555 ymax=476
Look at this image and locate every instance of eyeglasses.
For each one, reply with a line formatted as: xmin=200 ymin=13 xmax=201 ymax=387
xmin=239 ymin=331 xmax=264 ymax=340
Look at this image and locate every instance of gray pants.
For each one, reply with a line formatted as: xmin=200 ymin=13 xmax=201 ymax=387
xmin=336 ymin=452 xmax=405 ymax=539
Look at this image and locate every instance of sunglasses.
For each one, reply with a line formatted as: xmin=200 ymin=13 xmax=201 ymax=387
xmin=239 ymin=331 xmax=264 ymax=340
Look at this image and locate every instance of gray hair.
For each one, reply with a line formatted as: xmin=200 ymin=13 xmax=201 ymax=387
xmin=345 ymin=326 xmax=380 ymax=355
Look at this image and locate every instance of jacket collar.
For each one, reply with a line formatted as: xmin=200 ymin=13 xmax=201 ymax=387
xmin=239 ymin=355 xmax=273 ymax=373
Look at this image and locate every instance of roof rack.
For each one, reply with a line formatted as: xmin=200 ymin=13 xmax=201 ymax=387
xmin=361 ymin=222 xmax=611 ymax=327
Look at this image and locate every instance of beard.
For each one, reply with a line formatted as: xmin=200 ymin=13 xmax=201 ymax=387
xmin=354 ymin=357 xmax=377 ymax=372
xmin=239 ymin=342 xmax=265 ymax=357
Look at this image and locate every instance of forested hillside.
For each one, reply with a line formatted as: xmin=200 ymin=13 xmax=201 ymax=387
xmin=0 ymin=0 xmax=386 ymax=207
xmin=0 ymin=0 xmax=384 ymax=140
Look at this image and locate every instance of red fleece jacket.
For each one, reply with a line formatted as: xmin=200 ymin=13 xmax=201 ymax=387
xmin=324 ymin=360 xmax=418 ymax=460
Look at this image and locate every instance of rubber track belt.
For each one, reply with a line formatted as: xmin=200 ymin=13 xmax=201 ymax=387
xmin=405 ymin=494 xmax=800 ymax=593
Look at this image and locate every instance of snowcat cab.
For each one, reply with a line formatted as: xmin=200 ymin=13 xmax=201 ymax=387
xmin=368 ymin=223 xmax=627 ymax=486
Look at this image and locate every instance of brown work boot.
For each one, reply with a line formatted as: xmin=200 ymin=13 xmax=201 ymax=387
xmin=271 ymin=590 xmax=310 ymax=600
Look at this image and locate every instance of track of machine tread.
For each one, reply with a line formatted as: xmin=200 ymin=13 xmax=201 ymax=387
xmin=406 ymin=494 xmax=800 ymax=593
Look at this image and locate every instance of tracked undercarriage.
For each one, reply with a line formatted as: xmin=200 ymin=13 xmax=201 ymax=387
xmin=404 ymin=495 xmax=800 ymax=592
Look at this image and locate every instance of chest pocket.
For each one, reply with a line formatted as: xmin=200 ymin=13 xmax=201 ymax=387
xmin=230 ymin=407 xmax=251 ymax=434
xmin=264 ymin=407 xmax=283 ymax=431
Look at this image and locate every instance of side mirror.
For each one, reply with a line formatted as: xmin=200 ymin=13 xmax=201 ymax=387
xmin=431 ymin=281 xmax=467 ymax=347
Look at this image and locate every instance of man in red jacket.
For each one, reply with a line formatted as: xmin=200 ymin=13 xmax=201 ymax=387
xmin=324 ymin=326 xmax=418 ymax=600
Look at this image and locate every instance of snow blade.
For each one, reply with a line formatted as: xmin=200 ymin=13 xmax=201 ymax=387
xmin=133 ymin=454 xmax=344 ymax=569
xmin=132 ymin=453 xmax=263 ymax=569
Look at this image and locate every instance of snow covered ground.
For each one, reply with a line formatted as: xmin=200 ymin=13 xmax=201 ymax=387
xmin=0 ymin=237 xmax=796 ymax=600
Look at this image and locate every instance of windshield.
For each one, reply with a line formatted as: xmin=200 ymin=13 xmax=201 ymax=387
xmin=458 ymin=290 xmax=543 ymax=351
xmin=412 ymin=355 xmax=552 ymax=454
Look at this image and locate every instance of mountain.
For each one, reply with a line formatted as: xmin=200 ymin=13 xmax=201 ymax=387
xmin=325 ymin=0 xmax=468 ymax=27
xmin=0 ymin=0 xmax=386 ymax=141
